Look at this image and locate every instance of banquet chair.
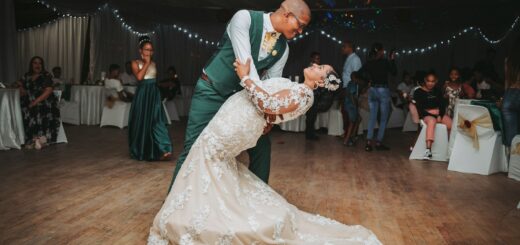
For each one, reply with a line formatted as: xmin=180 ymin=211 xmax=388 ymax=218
xmin=100 ymin=100 xmax=131 ymax=129
xmin=59 ymin=87 xmax=80 ymax=125
xmin=163 ymin=99 xmax=180 ymax=122
xmin=324 ymin=101 xmax=344 ymax=136
xmin=402 ymin=112 xmax=419 ymax=132
xmin=53 ymin=90 xmax=68 ymax=143
xmin=387 ymin=103 xmax=406 ymax=129
xmin=409 ymin=120 xmax=449 ymax=162
xmin=508 ymin=135 xmax=520 ymax=181
xmin=448 ymin=104 xmax=508 ymax=175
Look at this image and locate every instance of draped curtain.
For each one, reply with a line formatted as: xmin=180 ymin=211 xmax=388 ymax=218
xmin=17 ymin=16 xmax=88 ymax=83
xmin=88 ymin=8 xmax=156 ymax=83
xmin=0 ymin=0 xmax=18 ymax=84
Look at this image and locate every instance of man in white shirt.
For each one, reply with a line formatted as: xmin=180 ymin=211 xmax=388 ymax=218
xmin=119 ymin=61 xmax=137 ymax=85
xmin=105 ymin=64 xmax=133 ymax=105
xmin=341 ymin=41 xmax=362 ymax=146
xmin=169 ymin=0 xmax=311 ymax=191
xmin=52 ymin=66 xmax=64 ymax=90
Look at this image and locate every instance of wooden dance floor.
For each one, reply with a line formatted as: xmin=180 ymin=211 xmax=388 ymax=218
xmin=1 ymin=122 xmax=519 ymax=244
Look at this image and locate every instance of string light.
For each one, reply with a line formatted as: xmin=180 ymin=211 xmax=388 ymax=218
xmin=290 ymin=16 xmax=520 ymax=57
xmin=21 ymin=1 xmax=218 ymax=47
xmin=21 ymin=1 xmax=519 ymax=55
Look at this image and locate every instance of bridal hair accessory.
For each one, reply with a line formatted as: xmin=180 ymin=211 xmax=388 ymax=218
xmin=323 ymin=74 xmax=341 ymax=91
xmin=138 ymin=37 xmax=151 ymax=46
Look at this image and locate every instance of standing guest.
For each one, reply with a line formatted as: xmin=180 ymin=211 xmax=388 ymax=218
xmin=128 ymin=36 xmax=172 ymax=161
xmin=360 ymin=42 xmax=397 ymax=151
xmin=158 ymin=66 xmax=182 ymax=101
xmin=414 ymin=72 xmax=452 ymax=160
xmin=51 ymin=66 xmax=64 ymax=90
xmin=17 ymin=56 xmax=60 ymax=150
xmin=502 ymin=37 xmax=520 ymax=149
xmin=120 ymin=61 xmax=138 ymax=85
xmin=342 ymin=71 xmax=366 ymax=146
xmin=305 ymin=51 xmax=321 ymax=140
xmin=104 ymin=64 xmax=133 ymax=104
xmin=341 ymin=41 xmax=362 ymax=145
xmin=443 ymin=67 xmax=475 ymax=117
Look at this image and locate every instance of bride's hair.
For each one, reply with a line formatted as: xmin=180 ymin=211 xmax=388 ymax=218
xmin=138 ymin=36 xmax=152 ymax=49
xmin=323 ymin=70 xmax=341 ymax=91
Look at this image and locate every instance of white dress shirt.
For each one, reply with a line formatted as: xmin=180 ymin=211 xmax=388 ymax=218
xmin=226 ymin=10 xmax=289 ymax=82
xmin=342 ymin=52 xmax=362 ymax=88
xmin=104 ymin=78 xmax=124 ymax=98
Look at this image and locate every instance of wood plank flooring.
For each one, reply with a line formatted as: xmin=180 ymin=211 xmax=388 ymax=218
xmin=1 ymin=122 xmax=519 ymax=244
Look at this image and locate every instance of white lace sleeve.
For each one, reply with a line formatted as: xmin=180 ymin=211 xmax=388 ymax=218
xmin=241 ymin=78 xmax=313 ymax=115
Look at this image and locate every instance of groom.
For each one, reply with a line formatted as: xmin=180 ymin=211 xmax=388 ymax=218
xmin=168 ymin=0 xmax=311 ymax=191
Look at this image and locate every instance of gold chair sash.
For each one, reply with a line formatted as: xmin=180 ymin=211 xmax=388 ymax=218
xmin=457 ymin=113 xmax=493 ymax=150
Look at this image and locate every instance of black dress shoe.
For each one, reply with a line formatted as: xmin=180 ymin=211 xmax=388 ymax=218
xmin=365 ymin=143 xmax=373 ymax=152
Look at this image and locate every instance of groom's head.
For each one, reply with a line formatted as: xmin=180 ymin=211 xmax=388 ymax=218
xmin=272 ymin=0 xmax=311 ymax=40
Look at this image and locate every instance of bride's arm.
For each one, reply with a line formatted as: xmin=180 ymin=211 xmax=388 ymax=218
xmin=235 ymin=59 xmax=311 ymax=115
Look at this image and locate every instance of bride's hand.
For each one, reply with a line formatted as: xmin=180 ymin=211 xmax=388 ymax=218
xmin=233 ymin=58 xmax=250 ymax=79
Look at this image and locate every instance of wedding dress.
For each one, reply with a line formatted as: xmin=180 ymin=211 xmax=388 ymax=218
xmin=148 ymin=78 xmax=381 ymax=245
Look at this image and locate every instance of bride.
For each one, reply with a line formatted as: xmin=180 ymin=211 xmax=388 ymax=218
xmin=148 ymin=58 xmax=381 ymax=245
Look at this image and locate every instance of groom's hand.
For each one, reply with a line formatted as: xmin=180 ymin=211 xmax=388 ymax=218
xmin=263 ymin=123 xmax=273 ymax=135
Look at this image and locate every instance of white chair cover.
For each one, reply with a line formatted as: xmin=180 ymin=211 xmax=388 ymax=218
xmin=448 ymin=104 xmax=508 ymax=175
xmin=507 ymin=135 xmax=520 ymax=181
xmin=53 ymin=90 xmax=68 ymax=144
xmin=387 ymin=104 xmax=406 ymax=129
xmin=100 ymin=101 xmax=131 ymax=129
xmin=164 ymin=99 xmax=180 ymax=122
xmin=409 ymin=120 xmax=449 ymax=162
xmin=0 ymin=89 xmax=24 ymax=150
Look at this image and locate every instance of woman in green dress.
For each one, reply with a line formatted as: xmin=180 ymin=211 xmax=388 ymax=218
xmin=128 ymin=36 xmax=172 ymax=161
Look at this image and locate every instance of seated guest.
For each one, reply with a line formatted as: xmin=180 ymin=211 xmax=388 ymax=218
xmin=443 ymin=67 xmax=475 ymax=117
xmin=119 ymin=61 xmax=138 ymax=85
xmin=472 ymin=69 xmax=498 ymax=100
xmin=342 ymin=71 xmax=367 ymax=146
xmin=17 ymin=56 xmax=60 ymax=150
xmin=460 ymin=67 xmax=476 ymax=99
xmin=158 ymin=66 xmax=182 ymax=101
xmin=396 ymin=71 xmax=414 ymax=108
xmin=414 ymin=72 xmax=452 ymax=160
xmin=104 ymin=64 xmax=133 ymax=106
xmin=51 ymin=66 xmax=64 ymax=90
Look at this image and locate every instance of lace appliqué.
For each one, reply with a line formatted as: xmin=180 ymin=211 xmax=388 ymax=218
xmin=159 ymin=186 xmax=193 ymax=231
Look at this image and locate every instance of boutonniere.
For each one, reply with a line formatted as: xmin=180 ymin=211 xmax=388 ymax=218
xmin=271 ymin=50 xmax=278 ymax=56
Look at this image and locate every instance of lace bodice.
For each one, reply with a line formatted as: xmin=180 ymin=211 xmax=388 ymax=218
xmin=137 ymin=61 xmax=157 ymax=79
xmin=242 ymin=77 xmax=314 ymax=124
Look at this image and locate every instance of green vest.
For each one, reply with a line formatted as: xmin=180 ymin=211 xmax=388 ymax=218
xmin=204 ymin=10 xmax=287 ymax=97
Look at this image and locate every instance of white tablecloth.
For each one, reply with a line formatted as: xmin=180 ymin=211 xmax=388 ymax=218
xmin=279 ymin=101 xmax=344 ymax=136
xmin=0 ymin=89 xmax=25 ymax=150
xmin=69 ymin=85 xmax=193 ymax=125
xmin=71 ymin=85 xmax=105 ymax=125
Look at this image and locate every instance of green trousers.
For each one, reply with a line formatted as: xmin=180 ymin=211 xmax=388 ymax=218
xmin=168 ymin=79 xmax=271 ymax=192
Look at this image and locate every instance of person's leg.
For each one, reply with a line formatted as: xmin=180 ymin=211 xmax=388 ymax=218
xmin=376 ymin=88 xmax=391 ymax=144
xmin=441 ymin=115 xmax=453 ymax=137
xmin=305 ymin=102 xmax=319 ymax=139
xmin=366 ymin=87 xmax=379 ymax=147
xmin=247 ymin=134 xmax=271 ymax=183
xmin=169 ymin=79 xmax=225 ymax=192
xmin=424 ymin=116 xmax=437 ymax=149
xmin=502 ymin=89 xmax=520 ymax=146
xmin=344 ymin=97 xmax=358 ymax=146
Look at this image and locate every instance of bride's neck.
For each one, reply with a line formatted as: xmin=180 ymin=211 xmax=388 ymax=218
xmin=303 ymin=80 xmax=314 ymax=89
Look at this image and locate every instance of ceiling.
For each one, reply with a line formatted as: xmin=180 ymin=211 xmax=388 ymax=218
xmin=13 ymin=0 xmax=520 ymax=33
